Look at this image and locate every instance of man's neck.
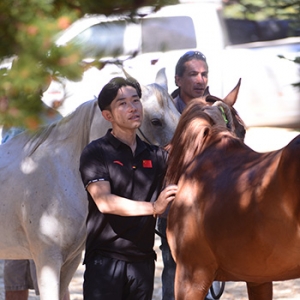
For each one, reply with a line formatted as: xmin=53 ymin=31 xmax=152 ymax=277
xmin=179 ymin=93 xmax=191 ymax=106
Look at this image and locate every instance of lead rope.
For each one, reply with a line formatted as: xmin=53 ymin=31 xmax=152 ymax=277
xmin=138 ymin=127 xmax=152 ymax=144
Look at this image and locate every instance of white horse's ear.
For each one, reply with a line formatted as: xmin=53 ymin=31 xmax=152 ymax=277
xmin=155 ymin=68 xmax=168 ymax=91
xmin=122 ymin=67 xmax=133 ymax=79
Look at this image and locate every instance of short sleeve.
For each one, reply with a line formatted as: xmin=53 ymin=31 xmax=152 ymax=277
xmin=79 ymin=141 xmax=109 ymax=189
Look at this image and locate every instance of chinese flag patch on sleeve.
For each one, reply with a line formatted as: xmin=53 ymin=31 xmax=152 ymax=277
xmin=143 ymin=160 xmax=153 ymax=168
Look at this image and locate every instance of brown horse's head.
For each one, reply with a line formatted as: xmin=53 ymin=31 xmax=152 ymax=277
xmin=204 ymin=78 xmax=246 ymax=141
xmin=165 ymin=79 xmax=246 ymax=185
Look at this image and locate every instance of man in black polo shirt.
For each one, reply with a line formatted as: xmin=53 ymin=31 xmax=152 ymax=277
xmin=79 ymin=76 xmax=177 ymax=300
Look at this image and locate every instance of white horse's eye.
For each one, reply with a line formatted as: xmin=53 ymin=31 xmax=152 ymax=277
xmin=151 ymin=118 xmax=162 ymax=127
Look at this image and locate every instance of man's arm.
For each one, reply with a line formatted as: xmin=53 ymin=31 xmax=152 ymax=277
xmin=87 ymin=181 xmax=177 ymax=217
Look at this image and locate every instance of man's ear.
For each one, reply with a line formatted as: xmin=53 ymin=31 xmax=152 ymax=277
xmin=102 ymin=110 xmax=113 ymax=122
xmin=175 ymin=75 xmax=181 ymax=87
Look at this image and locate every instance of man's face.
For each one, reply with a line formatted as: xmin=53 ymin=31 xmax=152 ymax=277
xmin=103 ymin=86 xmax=143 ymax=131
xmin=175 ymin=59 xmax=208 ymax=105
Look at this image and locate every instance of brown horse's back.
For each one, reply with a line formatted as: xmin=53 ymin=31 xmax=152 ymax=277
xmin=167 ymin=133 xmax=300 ymax=299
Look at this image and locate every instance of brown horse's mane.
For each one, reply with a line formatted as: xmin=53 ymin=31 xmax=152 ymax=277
xmin=165 ymin=97 xmax=244 ymax=185
xmin=165 ymin=98 xmax=212 ymax=185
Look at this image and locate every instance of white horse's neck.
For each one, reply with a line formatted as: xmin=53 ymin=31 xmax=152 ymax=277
xmin=18 ymin=99 xmax=98 ymax=158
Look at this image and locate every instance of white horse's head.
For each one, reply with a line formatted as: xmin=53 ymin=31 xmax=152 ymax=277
xmin=138 ymin=83 xmax=180 ymax=146
xmin=89 ymin=70 xmax=180 ymax=147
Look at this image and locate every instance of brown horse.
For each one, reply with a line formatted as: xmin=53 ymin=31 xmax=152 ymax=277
xmin=165 ymin=93 xmax=300 ymax=299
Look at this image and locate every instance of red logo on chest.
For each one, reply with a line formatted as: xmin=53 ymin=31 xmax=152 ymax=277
xmin=143 ymin=160 xmax=153 ymax=168
xmin=113 ymin=160 xmax=124 ymax=166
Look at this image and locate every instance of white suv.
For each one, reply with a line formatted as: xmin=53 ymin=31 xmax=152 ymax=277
xmin=43 ymin=0 xmax=300 ymax=128
xmin=42 ymin=0 xmax=227 ymax=116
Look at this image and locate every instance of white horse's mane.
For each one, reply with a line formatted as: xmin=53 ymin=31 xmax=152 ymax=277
xmin=19 ymin=100 xmax=98 ymax=156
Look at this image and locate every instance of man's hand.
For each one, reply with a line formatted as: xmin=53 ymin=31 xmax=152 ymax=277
xmin=154 ymin=185 xmax=178 ymax=216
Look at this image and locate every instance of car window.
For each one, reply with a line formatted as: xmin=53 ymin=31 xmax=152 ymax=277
xmin=141 ymin=16 xmax=197 ymax=53
xmin=73 ymin=20 xmax=128 ymax=58
xmin=225 ymin=18 xmax=300 ymax=45
xmin=72 ymin=16 xmax=197 ymax=59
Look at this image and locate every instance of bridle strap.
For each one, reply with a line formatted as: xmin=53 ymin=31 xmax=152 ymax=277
xmin=138 ymin=127 xmax=152 ymax=144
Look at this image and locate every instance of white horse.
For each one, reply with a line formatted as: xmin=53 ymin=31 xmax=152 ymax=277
xmin=0 ymin=83 xmax=180 ymax=300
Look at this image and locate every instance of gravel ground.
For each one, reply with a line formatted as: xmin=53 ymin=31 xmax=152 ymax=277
xmin=1 ymin=127 xmax=300 ymax=300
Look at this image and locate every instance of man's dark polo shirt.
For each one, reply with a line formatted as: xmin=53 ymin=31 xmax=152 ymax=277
xmin=80 ymin=130 xmax=167 ymax=263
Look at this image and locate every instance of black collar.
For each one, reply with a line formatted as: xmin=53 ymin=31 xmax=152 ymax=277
xmin=106 ymin=129 xmax=148 ymax=156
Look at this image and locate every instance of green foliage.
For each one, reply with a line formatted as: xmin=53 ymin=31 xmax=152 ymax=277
xmin=224 ymin=0 xmax=300 ymax=21
xmin=0 ymin=0 xmax=80 ymax=129
xmin=0 ymin=0 xmax=177 ymax=130
xmin=278 ymin=55 xmax=300 ymax=88
xmin=75 ymin=0 xmax=176 ymax=15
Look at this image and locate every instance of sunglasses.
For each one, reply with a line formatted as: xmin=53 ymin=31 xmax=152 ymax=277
xmin=180 ymin=50 xmax=206 ymax=62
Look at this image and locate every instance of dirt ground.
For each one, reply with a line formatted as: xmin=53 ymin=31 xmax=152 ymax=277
xmin=2 ymin=236 xmax=300 ymax=300
xmin=1 ymin=127 xmax=300 ymax=300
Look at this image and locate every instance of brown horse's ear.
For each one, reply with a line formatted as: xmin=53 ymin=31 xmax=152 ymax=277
xmin=223 ymin=78 xmax=241 ymax=107
xmin=203 ymin=86 xmax=210 ymax=97
xmin=205 ymin=95 xmax=220 ymax=104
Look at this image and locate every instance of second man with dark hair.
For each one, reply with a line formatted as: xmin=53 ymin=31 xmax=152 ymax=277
xmin=172 ymin=50 xmax=209 ymax=113
xmin=158 ymin=50 xmax=223 ymax=300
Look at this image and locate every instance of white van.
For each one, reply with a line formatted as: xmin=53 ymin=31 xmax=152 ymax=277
xmin=43 ymin=0 xmax=300 ymax=128
xmin=43 ymin=0 xmax=228 ymax=115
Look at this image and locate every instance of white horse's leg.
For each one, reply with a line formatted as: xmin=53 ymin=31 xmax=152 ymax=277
xmin=38 ymin=266 xmax=61 ymax=300
xmin=34 ymin=252 xmax=63 ymax=300
xmin=60 ymin=251 xmax=83 ymax=299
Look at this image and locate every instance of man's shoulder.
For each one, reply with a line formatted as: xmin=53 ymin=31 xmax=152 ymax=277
xmin=81 ymin=135 xmax=109 ymax=157
xmin=173 ymin=95 xmax=185 ymax=114
xmin=86 ymin=136 xmax=106 ymax=147
xmin=140 ymin=139 xmax=162 ymax=152
xmin=141 ymin=141 xmax=167 ymax=161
